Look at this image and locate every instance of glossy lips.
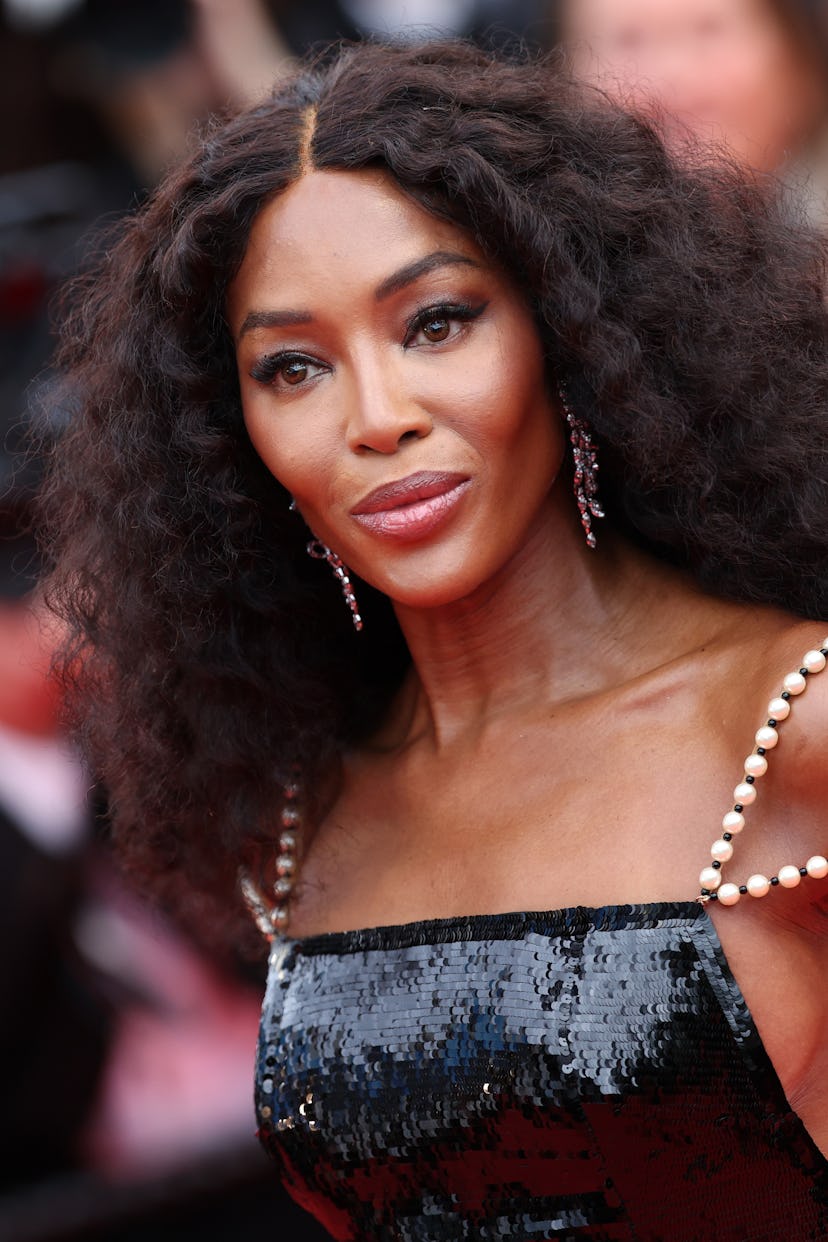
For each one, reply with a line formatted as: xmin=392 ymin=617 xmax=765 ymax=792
xmin=351 ymin=470 xmax=471 ymax=541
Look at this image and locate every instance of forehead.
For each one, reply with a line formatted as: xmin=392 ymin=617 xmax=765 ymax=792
xmin=228 ymin=168 xmax=484 ymax=312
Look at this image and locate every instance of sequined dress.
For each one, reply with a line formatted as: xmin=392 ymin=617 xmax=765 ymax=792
xmin=255 ymin=900 xmax=828 ymax=1240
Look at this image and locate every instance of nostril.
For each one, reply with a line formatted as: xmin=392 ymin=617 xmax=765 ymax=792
xmin=399 ymin=429 xmax=420 ymax=443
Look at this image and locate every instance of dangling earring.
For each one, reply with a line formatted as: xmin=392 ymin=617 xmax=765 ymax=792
xmin=288 ymin=496 xmax=363 ymax=631
xmin=559 ymin=386 xmax=604 ymax=549
xmin=306 ymin=539 xmax=363 ymax=632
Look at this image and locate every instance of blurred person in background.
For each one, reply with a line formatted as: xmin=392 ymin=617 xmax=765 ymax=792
xmin=556 ymin=0 xmax=828 ymax=228
xmin=0 ymin=515 xmax=109 ymax=1194
xmin=269 ymin=0 xmax=549 ymax=49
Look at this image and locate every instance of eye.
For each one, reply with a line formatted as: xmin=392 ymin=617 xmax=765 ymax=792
xmin=249 ymin=352 xmax=326 ymax=389
xmin=420 ymin=314 xmax=452 ymax=343
xmin=405 ymin=301 xmax=487 ymax=349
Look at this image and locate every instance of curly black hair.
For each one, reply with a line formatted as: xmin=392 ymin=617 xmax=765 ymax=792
xmin=37 ymin=39 xmax=828 ymax=922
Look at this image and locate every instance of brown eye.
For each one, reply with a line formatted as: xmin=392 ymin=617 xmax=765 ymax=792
xmin=421 ymin=317 xmax=451 ymax=342
xmin=249 ymin=352 xmax=326 ymax=389
xmin=282 ymin=359 xmax=309 ymax=384
xmin=405 ymin=301 xmax=487 ymax=350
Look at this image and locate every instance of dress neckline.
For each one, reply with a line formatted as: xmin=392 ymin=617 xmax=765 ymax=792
xmin=285 ymin=898 xmax=707 ymax=956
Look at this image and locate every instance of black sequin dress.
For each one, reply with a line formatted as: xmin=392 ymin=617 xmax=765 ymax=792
xmin=255 ymin=901 xmax=828 ymax=1240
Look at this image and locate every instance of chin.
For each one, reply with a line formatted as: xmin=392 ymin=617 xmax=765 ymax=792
xmin=371 ymin=560 xmax=496 ymax=612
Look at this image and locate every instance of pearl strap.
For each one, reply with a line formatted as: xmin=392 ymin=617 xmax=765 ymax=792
xmin=698 ymin=637 xmax=828 ymax=907
xmin=239 ymin=779 xmax=302 ymax=940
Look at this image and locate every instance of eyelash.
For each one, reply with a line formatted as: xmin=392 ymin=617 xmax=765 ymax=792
xmin=404 ymin=300 xmax=486 ymax=347
xmin=248 ymin=300 xmax=487 ymax=387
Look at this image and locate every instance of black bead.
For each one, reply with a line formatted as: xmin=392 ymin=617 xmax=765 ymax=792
xmin=700 ymin=888 xmax=710 ymax=896
xmin=745 ymin=775 xmax=755 ymax=784
xmin=800 ymin=866 xmax=808 ymax=876
xmin=710 ymin=891 xmax=719 ymax=901
xmin=756 ymin=747 xmax=766 ymax=756
xmin=734 ymin=804 xmax=743 ymax=813
xmin=770 ymin=876 xmax=780 ymax=886
xmin=821 ymin=648 xmax=828 ymax=656
xmin=723 ymin=832 xmax=732 ymax=841
xmin=781 ymin=691 xmax=791 ymax=700
xmin=712 ymin=860 xmax=721 ymax=869
xmin=767 ymin=719 xmax=777 ymax=728
xmin=739 ymin=886 xmax=747 ymax=895
xmin=800 ymin=668 xmax=809 ymax=677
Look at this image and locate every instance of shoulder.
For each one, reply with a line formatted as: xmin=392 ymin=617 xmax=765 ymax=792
xmin=762 ymin=621 xmax=828 ymax=799
xmin=743 ymin=620 xmax=828 ymax=921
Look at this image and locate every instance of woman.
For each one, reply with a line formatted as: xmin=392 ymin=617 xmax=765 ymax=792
xmin=558 ymin=0 xmax=828 ymax=224
xmin=39 ymin=39 xmax=828 ymax=1241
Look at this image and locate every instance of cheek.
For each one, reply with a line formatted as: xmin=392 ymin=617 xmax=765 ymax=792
xmin=243 ymin=409 xmax=291 ymax=486
xmin=242 ymin=398 xmax=333 ymax=501
xmin=458 ymin=334 xmax=558 ymax=455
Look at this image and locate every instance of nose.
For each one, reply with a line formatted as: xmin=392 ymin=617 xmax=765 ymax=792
xmin=344 ymin=356 xmax=433 ymax=455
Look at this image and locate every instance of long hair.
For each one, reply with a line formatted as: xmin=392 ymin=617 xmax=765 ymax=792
xmin=37 ymin=39 xmax=828 ymax=921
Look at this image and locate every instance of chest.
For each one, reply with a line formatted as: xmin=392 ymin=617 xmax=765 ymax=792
xmin=297 ymin=709 xmax=745 ymax=932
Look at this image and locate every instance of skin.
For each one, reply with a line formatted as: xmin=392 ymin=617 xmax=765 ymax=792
xmin=563 ymin=0 xmax=827 ymax=173
xmin=228 ymin=167 xmax=828 ymax=1152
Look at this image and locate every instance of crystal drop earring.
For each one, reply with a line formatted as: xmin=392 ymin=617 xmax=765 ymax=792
xmin=288 ymin=496 xmax=363 ymax=631
xmin=559 ymin=386 xmax=605 ymax=549
xmin=305 ymin=539 xmax=363 ymax=632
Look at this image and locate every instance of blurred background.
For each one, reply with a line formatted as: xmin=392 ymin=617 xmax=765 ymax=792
xmin=2 ymin=1 xmax=828 ymax=1239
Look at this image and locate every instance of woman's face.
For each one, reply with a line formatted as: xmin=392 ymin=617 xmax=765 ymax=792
xmin=227 ymin=169 xmax=564 ymax=609
xmin=564 ymin=0 xmax=825 ymax=172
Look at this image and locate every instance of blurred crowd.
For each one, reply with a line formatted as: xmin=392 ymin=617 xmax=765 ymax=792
xmin=2 ymin=1 xmax=828 ymax=1239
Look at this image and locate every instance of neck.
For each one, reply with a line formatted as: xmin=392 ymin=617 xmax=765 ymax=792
xmin=385 ymin=500 xmax=732 ymax=752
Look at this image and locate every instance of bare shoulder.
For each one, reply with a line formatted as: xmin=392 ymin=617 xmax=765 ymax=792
xmin=759 ymin=619 xmax=828 ymax=798
xmin=732 ymin=617 xmax=828 ymax=921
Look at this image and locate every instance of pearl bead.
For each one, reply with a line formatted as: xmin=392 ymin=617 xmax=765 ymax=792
xmin=271 ymin=907 xmax=289 ymax=929
xmin=782 ymin=671 xmax=806 ymax=695
xmin=767 ymin=697 xmax=790 ymax=720
xmin=802 ymin=649 xmax=826 ymax=673
xmin=279 ymin=831 xmax=297 ymax=852
xmin=806 ymin=855 xmax=828 ymax=879
xmin=717 ymin=883 xmax=741 ymax=906
xmin=699 ymin=866 xmax=722 ymax=890
xmin=777 ymin=865 xmax=801 ymax=889
xmin=746 ymin=874 xmax=770 ymax=898
xmin=744 ymin=753 xmax=768 ymax=778
xmin=754 ymin=726 xmax=778 ymax=749
xmin=281 ymin=805 xmax=301 ymax=827
xmin=733 ymin=782 xmax=757 ymax=805
xmin=276 ymin=855 xmax=296 ymax=876
xmin=274 ymin=876 xmax=293 ymax=897
xmin=710 ymin=838 xmax=733 ymax=863
xmin=722 ymin=811 xmax=745 ymax=834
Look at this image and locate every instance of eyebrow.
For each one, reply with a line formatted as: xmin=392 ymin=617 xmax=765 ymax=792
xmin=237 ymin=308 xmax=313 ymax=339
xmin=236 ymin=250 xmax=480 ymax=340
xmin=374 ymin=250 xmax=480 ymax=301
